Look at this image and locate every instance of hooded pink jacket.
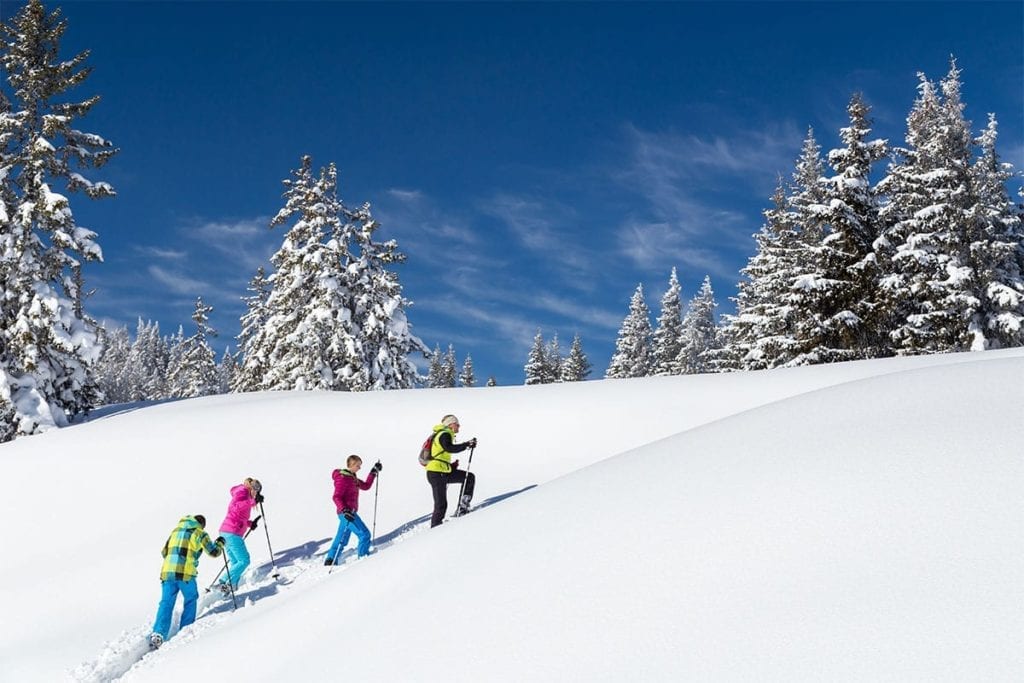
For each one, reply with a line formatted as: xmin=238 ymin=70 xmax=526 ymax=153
xmin=332 ymin=468 xmax=376 ymax=513
xmin=219 ymin=484 xmax=257 ymax=536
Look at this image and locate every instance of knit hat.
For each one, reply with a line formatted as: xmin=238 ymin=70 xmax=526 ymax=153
xmin=245 ymin=477 xmax=262 ymax=493
xmin=441 ymin=414 xmax=459 ymax=427
xmin=195 ymin=514 xmax=207 ymax=528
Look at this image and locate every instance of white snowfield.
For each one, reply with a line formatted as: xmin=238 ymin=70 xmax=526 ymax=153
xmin=0 ymin=349 xmax=1021 ymax=681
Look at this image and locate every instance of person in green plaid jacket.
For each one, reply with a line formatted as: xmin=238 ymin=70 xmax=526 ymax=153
xmin=149 ymin=514 xmax=224 ymax=648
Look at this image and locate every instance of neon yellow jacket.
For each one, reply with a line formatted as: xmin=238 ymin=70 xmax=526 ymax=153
xmin=425 ymin=425 xmax=455 ymax=473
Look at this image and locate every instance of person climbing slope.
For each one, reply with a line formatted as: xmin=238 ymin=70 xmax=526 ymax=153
xmin=324 ymin=455 xmax=380 ymax=565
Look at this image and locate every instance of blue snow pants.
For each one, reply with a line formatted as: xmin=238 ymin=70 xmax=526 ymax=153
xmin=220 ymin=532 xmax=250 ymax=589
xmin=152 ymin=578 xmax=199 ymax=639
xmin=326 ymin=512 xmax=371 ymax=562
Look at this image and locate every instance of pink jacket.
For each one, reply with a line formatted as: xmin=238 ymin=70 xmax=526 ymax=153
xmin=219 ymin=484 xmax=257 ymax=535
xmin=332 ymin=468 xmax=376 ymax=513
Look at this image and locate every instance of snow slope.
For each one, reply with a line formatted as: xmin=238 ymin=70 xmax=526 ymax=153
xmin=0 ymin=349 xmax=1021 ymax=681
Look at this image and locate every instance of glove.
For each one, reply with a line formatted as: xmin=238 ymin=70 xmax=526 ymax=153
xmin=254 ymin=492 xmax=265 ymax=504
xmin=466 ymin=437 xmax=478 ymax=448
xmin=342 ymin=509 xmax=355 ymax=522
xmin=372 ymin=460 xmax=382 ymax=473
xmin=215 ymin=536 xmax=226 ymax=546
xmin=451 ymin=459 xmax=459 ymax=470
xmin=249 ymin=518 xmax=260 ymax=531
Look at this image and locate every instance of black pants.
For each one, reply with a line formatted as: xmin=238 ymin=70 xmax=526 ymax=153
xmin=427 ymin=469 xmax=475 ymax=528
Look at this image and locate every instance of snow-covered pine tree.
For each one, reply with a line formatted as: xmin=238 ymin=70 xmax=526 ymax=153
xmin=347 ymin=200 xmax=427 ymax=389
xmin=678 ymin=276 xmax=720 ymax=374
xmin=524 ymin=330 xmax=548 ymax=385
xmin=231 ymin=266 xmax=270 ymax=392
xmin=724 ymin=141 xmax=819 ymax=370
xmin=606 ymin=284 xmax=654 ymax=378
xmin=94 ymin=324 xmax=132 ymax=404
xmin=546 ymin=333 xmax=563 ymax=382
xmin=793 ymin=93 xmax=888 ymax=363
xmin=128 ymin=319 xmax=168 ymax=400
xmin=217 ymin=347 xmax=238 ymax=394
xmin=0 ymin=0 xmax=117 ymax=438
xmin=247 ymin=157 xmax=360 ymax=391
xmin=965 ymin=114 xmax=1024 ymax=348
xmin=459 ymin=354 xmax=476 ymax=387
xmin=561 ymin=333 xmax=592 ymax=382
xmin=427 ymin=344 xmax=444 ymax=388
xmin=440 ymin=344 xmax=458 ymax=388
xmin=875 ymin=60 xmax=985 ymax=354
xmin=652 ymin=268 xmax=684 ymax=375
xmin=166 ymin=297 xmax=219 ymax=398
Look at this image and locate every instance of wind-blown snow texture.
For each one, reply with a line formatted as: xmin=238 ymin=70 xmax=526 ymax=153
xmin=0 ymin=349 xmax=1021 ymax=681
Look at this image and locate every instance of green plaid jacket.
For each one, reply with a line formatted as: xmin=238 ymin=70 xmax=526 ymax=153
xmin=159 ymin=516 xmax=222 ymax=582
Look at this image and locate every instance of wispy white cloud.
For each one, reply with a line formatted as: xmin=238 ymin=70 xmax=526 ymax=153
xmin=387 ymin=188 xmax=425 ymax=203
xmin=607 ymin=122 xmax=800 ymax=278
xmin=133 ymin=246 xmax=187 ymax=260
xmin=376 ymin=188 xmax=480 ymax=249
xmin=616 ymin=219 xmax=743 ymax=282
xmin=531 ymin=294 xmax=621 ymax=331
xmin=147 ymin=265 xmax=214 ymax=296
xmin=190 ymin=217 xmax=276 ymax=273
xmin=478 ymin=192 xmax=597 ymax=274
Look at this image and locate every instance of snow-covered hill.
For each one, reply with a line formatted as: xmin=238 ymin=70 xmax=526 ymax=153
xmin=1 ymin=349 xmax=1021 ymax=681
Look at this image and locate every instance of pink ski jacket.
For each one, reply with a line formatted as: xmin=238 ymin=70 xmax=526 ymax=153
xmin=219 ymin=484 xmax=257 ymax=536
xmin=332 ymin=468 xmax=376 ymax=513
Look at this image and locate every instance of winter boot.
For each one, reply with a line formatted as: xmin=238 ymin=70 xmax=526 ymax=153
xmin=216 ymin=582 xmax=231 ymax=596
xmin=323 ymin=557 xmax=334 ymax=566
xmin=457 ymin=494 xmax=472 ymax=516
xmin=149 ymin=633 xmax=164 ymax=650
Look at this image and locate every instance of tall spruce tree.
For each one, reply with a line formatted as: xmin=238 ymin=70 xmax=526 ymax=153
xmin=546 ymin=333 xmax=563 ymax=382
xmin=441 ymin=344 xmax=458 ymax=388
xmin=724 ymin=179 xmax=806 ymax=370
xmin=166 ymin=298 xmax=218 ymax=398
xmin=875 ymin=61 xmax=979 ymax=354
xmin=427 ymin=344 xmax=444 ymax=388
xmin=0 ymin=0 xmax=116 ymax=438
xmin=965 ymin=114 xmax=1024 ymax=347
xmin=347 ymin=200 xmax=426 ymax=389
xmin=459 ymin=354 xmax=476 ymax=388
xmin=652 ymin=268 xmax=684 ymax=375
xmin=244 ymin=157 xmax=360 ymax=391
xmin=678 ymin=276 xmax=720 ymax=374
xmin=794 ymin=93 xmax=888 ymax=363
xmin=606 ymin=284 xmax=654 ymax=378
xmin=232 ymin=266 xmax=270 ymax=392
xmin=561 ymin=333 xmax=592 ymax=382
xmin=524 ymin=330 xmax=548 ymax=385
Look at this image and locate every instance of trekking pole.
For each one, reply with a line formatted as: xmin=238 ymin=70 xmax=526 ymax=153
xmin=258 ymin=501 xmax=280 ymax=579
xmin=204 ymin=516 xmax=261 ymax=593
xmin=371 ymin=475 xmax=380 ymax=543
xmin=454 ymin=446 xmax=475 ymax=517
xmin=220 ymin=548 xmax=238 ymax=610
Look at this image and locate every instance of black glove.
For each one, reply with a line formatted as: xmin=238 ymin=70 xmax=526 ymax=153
xmin=466 ymin=437 xmax=478 ymax=448
xmin=249 ymin=518 xmax=260 ymax=531
xmin=451 ymin=459 xmax=459 ymax=470
xmin=342 ymin=509 xmax=355 ymax=522
xmin=255 ymin=493 xmax=264 ymax=504
xmin=215 ymin=536 xmax=226 ymax=546
xmin=372 ymin=460 xmax=382 ymax=473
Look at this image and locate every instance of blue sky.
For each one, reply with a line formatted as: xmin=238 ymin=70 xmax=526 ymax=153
xmin=21 ymin=1 xmax=1024 ymax=385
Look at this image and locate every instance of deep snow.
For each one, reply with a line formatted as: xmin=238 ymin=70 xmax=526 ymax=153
xmin=0 ymin=349 xmax=1021 ymax=681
